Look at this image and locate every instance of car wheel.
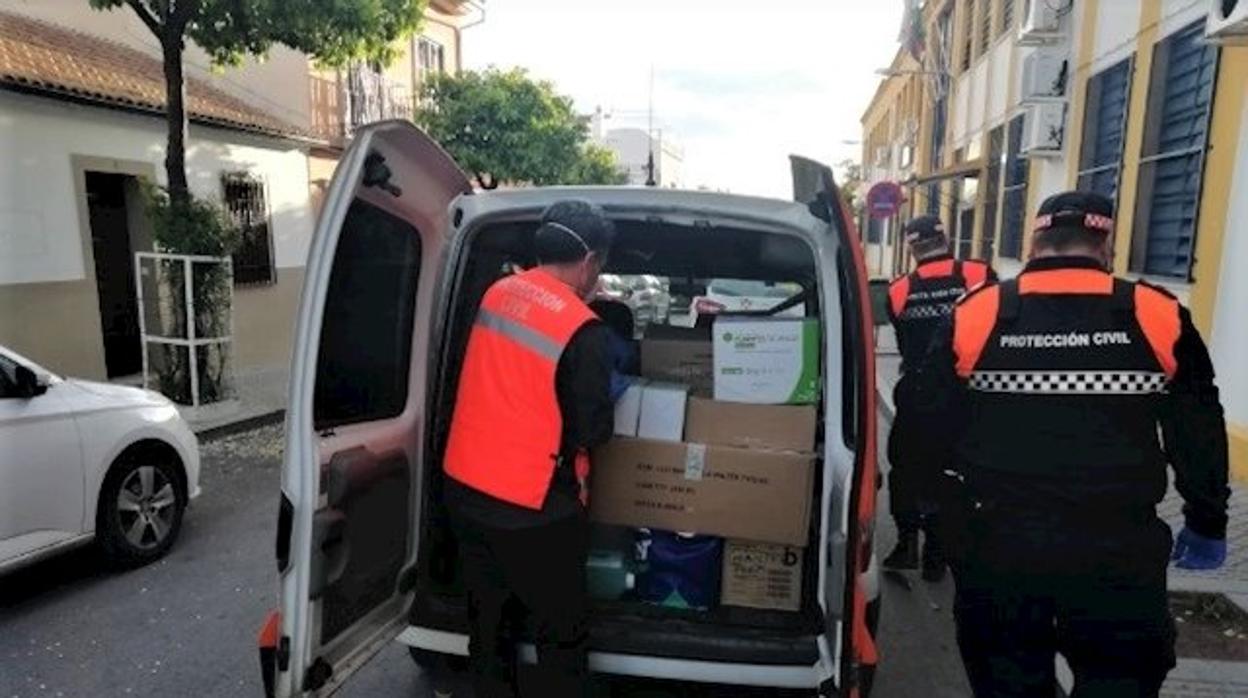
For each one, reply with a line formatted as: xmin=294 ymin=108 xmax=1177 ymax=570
xmin=96 ymin=455 xmax=186 ymax=568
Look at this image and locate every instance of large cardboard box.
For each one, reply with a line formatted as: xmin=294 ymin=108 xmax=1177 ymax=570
xmin=641 ymin=326 xmax=713 ymax=396
xmin=713 ymin=317 xmax=820 ymax=404
xmin=685 ymin=398 xmax=816 ymax=453
xmin=637 ymin=382 xmax=688 ymax=442
xmin=614 ymin=381 xmax=645 ymax=436
xmin=590 ymin=438 xmax=814 ymax=546
xmin=721 ymin=540 xmax=804 ymax=612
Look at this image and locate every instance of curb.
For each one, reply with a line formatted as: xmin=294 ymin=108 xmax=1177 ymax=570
xmin=196 ymin=409 xmax=285 ymax=442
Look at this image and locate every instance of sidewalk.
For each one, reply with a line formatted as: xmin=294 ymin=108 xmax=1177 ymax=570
xmin=873 ymin=327 xmax=1248 ymax=695
xmin=177 ymin=364 xmax=288 ymax=438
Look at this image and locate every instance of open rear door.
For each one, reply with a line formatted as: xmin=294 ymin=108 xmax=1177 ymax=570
xmin=271 ymin=121 xmax=472 ymax=697
xmin=791 ymin=157 xmax=880 ymax=697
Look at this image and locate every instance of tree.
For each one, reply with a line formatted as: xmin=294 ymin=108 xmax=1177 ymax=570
xmin=836 ymin=158 xmax=866 ymax=216
xmin=416 ymin=68 xmax=625 ymax=188
xmin=568 ymin=144 xmax=630 ymax=186
xmin=90 ymin=0 xmax=427 ymax=207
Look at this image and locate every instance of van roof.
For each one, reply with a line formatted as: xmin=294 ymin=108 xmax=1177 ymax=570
xmin=465 ymin=185 xmax=824 ymax=231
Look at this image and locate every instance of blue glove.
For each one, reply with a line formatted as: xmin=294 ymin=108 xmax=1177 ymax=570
xmin=1172 ymin=527 xmax=1227 ymax=570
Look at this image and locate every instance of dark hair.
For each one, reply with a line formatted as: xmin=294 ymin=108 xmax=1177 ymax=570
xmin=589 ymin=299 xmax=634 ymax=339
xmin=1032 ymin=225 xmax=1105 ymax=254
xmin=534 ymin=199 xmax=616 ymax=264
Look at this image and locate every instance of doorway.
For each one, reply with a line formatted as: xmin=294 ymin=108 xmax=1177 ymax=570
xmin=85 ymin=171 xmax=143 ymax=378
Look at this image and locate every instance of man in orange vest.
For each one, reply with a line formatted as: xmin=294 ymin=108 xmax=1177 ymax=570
xmin=884 ymin=216 xmax=995 ymax=581
xmin=904 ymin=191 xmax=1229 ymax=695
xmin=443 ymin=200 xmax=617 ymax=698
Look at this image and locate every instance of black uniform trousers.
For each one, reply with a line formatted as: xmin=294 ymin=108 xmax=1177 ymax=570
xmin=449 ymin=506 xmax=590 ymax=698
xmin=952 ymin=511 xmax=1176 ymax=698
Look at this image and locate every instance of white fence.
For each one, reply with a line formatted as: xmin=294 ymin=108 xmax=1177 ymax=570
xmin=134 ymin=252 xmax=235 ymax=408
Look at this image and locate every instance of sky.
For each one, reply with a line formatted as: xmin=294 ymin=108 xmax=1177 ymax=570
xmin=463 ymin=0 xmax=904 ymax=198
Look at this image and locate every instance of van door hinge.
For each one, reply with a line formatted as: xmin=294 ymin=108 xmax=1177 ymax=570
xmin=277 ymin=636 xmax=290 ymax=672
xmin=303 ymin=657 xmax=333 ymax=692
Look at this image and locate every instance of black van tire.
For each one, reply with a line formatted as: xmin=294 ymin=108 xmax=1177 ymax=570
xmin=96 ymin=450 xmax=187 ymax=569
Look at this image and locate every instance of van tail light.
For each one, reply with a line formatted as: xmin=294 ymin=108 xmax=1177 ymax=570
xmin=694 ymin=298 xmax=726 ymax=315
xmin=258 ymin=610 xmax=283 ymax=698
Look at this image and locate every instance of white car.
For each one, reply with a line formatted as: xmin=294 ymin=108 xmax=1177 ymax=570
xmin=690 ymin=278 xmax=807 ymax=324
xmin=0 ymin=346 xmax=201 ymax=574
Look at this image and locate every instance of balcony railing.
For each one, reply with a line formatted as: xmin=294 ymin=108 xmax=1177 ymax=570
xmin=309 ymin=66 xmax=414 ymax=146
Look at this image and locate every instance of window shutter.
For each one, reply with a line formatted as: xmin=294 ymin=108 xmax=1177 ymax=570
xmin=1136 ymin=22 xmax=1217 ymax=279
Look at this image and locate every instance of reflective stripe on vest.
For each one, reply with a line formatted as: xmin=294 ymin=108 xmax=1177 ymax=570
xmin=443 ymin=268 xmax=597 ymax=510
xmin=953 ymin=270 xmax=1179 ymax=394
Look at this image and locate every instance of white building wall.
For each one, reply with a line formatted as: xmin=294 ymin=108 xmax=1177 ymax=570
xmin=952 ymin=73 xmax=972 ymax=146
xmin=0 ymin=92 xmax=313 ymax=286
xmin=1091 ymin=0 xmax=1141 ymax=73
xmin=967 ymin=59 xmax=989 ymax=138
xmin=1209 ymin=99 xmax=1248 ymax=426
xmin=986 ymin=39 xmax=1012 ymax=125
xmin=4 ymin=0 xmax=313 ymax=131
xmin=1159 ymin=0 xmax=1210 ymax=38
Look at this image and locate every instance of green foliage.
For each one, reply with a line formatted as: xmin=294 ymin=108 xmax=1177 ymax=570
xmin=88 ymin=0 xmax=427 ymax=68
xmin=568 ymin=144 xmax=630 ymax=185
xmin=140 ymin=184 xmax=237 ymax=405
xmin=417 ymin=68 xmax=615 ymax=188
xmin=141 ymin=182 xmax=239 ymax=257
xmin=836 ymin=158 xmax=866 ymax=215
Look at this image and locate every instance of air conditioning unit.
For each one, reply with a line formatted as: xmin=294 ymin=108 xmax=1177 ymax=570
xmin=1020 ymin=51 xmax=1067 ymax=102
xmin=1206 ymin=0 xmax=1248 ymax=44
xmin=1019 ymin=0 xmax=1062 ymax=45
xmin=1020 ymin=102 xmax=1066 ymax=157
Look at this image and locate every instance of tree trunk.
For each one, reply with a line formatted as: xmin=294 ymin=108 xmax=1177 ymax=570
xmin=162 ymin=35 xmax=190 ymax=206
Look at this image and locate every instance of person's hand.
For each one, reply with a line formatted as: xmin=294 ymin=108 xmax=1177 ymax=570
xmin=1172 ymin=527 xmax=1227 ymax=570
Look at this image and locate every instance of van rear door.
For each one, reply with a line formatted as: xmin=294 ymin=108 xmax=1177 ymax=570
xmin=791 ymin=156 xmax=880 ymax=697
xmin=273 ymin=121 xmax=472 ymax=697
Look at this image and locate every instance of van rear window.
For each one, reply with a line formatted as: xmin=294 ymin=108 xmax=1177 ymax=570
xmin=313 ymin=199 xmax=422 ymax=430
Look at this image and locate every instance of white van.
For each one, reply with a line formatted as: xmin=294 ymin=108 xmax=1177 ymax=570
xmin=265 ymin=121 xmax=882 ymax=697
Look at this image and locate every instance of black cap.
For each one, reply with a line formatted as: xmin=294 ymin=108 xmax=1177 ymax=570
xmin=1035 ymin=190 xmax=1115 ymax=235
xmin=904 ymin=215 xmax=945 ymax=243
xmin=534 ymin=199 xmax=616 ymax=263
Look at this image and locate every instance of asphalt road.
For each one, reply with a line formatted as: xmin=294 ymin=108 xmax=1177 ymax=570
xmin=0 ymin=415 xmax=970 ymax=697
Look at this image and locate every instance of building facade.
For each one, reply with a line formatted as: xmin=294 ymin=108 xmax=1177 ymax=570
xmin=0 ymin=1 xmax=476 ymax=397
xmin=860 ymin=0 xmax=1248 ymax=478
xmin=598 ymin=127 xmax=686 ymax=188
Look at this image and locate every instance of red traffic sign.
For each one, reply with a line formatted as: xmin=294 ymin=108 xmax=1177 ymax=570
xmin=866 ymin=181 xmax=905 ymax=220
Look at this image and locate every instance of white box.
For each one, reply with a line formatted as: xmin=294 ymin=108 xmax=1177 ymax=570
xmin=614 ymin=380 xmax=645 ymax=436
xmin=637 ymin=382 xmax=688 ymax=442
xmin=713 ymin=318 xmax=820 ymax=404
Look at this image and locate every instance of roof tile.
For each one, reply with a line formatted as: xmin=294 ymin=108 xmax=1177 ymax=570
xmin=0 ymin=11 xmax=306 ymax=138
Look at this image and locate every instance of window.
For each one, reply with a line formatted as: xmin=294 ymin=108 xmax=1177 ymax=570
xmin=980 ymin=125 xmax=1005 ymax=259
xmin=979 ymin=0 xmax=992 ymax=55
xmin=418 ymin=37 xmax=445 ymax=79
xmin=961 ymin=0 xmax=976 ymax=71
xmin=926 ymin=183 xmax=941 ymax=215
xmin=999 ymin=113 xmax=1030 ymax=258
xmin=1000 ymin=0 xmax=1015 ymax=36
xmin=1131 ymin=22 xmax=1218 ymax=279
xmin=1077 ymin=58 xmax=1132 ymax=200
xmin=222 ymin=173 xmax=275 ymax=285
xmin=313 ymin=199 xmax=423 ymax=430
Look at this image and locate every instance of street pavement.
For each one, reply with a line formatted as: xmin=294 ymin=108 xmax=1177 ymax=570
xmin=0 ymin=417 xmax=969 ymax=698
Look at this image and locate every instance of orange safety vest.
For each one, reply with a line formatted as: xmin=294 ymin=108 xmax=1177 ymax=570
xmin=444 ymin=268 xmax=598 ymax=510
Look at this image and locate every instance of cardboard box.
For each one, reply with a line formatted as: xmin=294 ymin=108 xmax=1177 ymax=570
xmin=713 ymin=317 xmax=820 ymax=404
xmin=721 ymin=540 xmax=804 ymax=612
xmin=641 ymin=326 xmax=713 ymax=396
xmin=589 ymin=438 xmax=814 ymax=546
xmin=614 ymin=381 xmax=644 ymax=436
xmin=685 ymin=398 xmax=816 ymax=453
xmin=637 ymin=382 xmax=688 ymax=442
